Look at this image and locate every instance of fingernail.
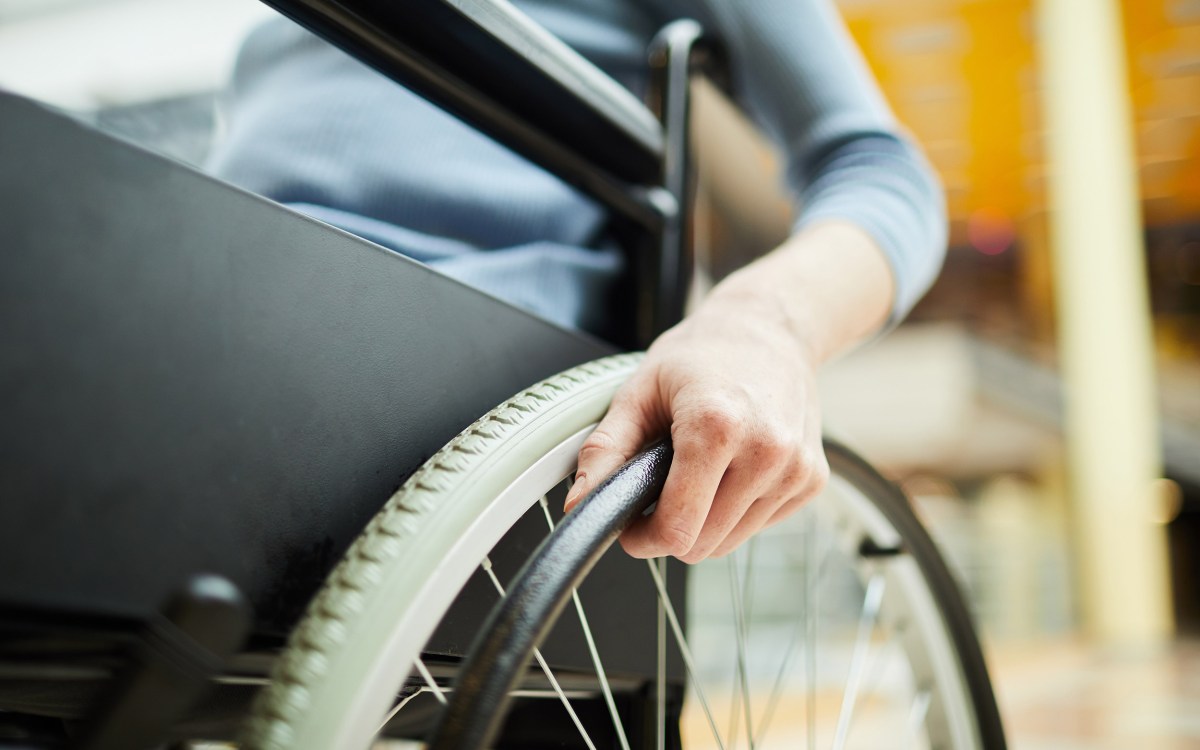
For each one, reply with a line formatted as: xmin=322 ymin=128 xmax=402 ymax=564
xmin=563 ymin=474 xmax=586 ymax=512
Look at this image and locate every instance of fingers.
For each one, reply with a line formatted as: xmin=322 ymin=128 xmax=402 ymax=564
xmin=761 ymin=403 xmax=828 ymax=530
xmin=620 ymin=397 xmax=795 ymax=561
xmin=564 ymin=374 xmax=661 ymax=513
xmin=672 ymin=459 xmax=768 ymax=564
xmin=672 ymin=426 xmax=791 ymax=562
xmin=715 ymin=446 xmax=830 ymax=557
xmin=618 ymin=413 xmax=738 ymax=559
xmin=621 ymin=409 xmax=829 ymax=562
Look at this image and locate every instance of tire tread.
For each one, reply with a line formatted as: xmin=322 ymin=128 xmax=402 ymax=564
xmin=240 ymin=354 xmax=640 ymax=748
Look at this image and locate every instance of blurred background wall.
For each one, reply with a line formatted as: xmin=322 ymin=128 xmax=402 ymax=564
xmin=692 ymin=0 xmax=1200 ymax=649
xmin=692 ymin=4 xmax=1198 ymax=742
xmin=828 ymin=0 xmax=1199 ymax=645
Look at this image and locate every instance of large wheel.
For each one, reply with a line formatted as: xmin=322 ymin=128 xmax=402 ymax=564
xmin=239 ymin=354 xmax=1005 ymax=749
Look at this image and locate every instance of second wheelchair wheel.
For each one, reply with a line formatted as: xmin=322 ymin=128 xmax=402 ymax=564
xmin=239 ymin=354 xmax=1005 ymax=749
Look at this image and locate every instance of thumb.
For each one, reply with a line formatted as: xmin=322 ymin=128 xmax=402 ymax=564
xmin=564 ymin=381 xmax=657 ymax=513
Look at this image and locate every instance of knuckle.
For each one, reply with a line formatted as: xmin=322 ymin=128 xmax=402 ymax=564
xmin=764 ymin=444 xmax=805 ymax=486
xmin=678 ymin=535 xmax=717 ymax=564
xmin=618 ymin=535 xmax=654 ymax=559
xmin=650 ymin=519 xmax=698 ymax=558
xmin=691 ymin=402 xmax=744 ymax=446
xmin=779 ymin=463 xmax=808 ymax=494
xmin=750 ymin=427 xmax=793 ymax=464
xmin=709 ymin=542 xmax=738 ymax=560
xmin=608 ymin=386 xmax=642 ymax=413
xmin=775 ymin=445 xmax=828 ymax=496
xmin=710 ymin=524 xmax=752 ymax=559
xmin=579 ymin=429 xmax=619 ymax=459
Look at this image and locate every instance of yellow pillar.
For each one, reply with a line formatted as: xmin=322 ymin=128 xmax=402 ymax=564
xmin=1035 ymin=0 xmax=1172 ymax=642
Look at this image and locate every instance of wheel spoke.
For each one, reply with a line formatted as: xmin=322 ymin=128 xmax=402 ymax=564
xmin=831 ymin=573 xmax=887 ymax=750
xmin=725 ymin=665 xmax=743 ymax=750
xmin=646 ymin=558 xmax=726 ymax=750
xmin=375 ymin=657 xmax=449 ymax=736
xmin=749 ymin=618 xmax=799 ymax=748
xmin=725 ymin=538 xmax=758 ymax=750
xmin=414 ymin=658 xmax=448 ymax=705
xmin=727 ymin=555 xmax=755 ymax=750
xmin=480 ymin=556 xmax=599 ymax=750
xmin=656 ymin=557 xmax=668 ymax=750
xmin=537 ymin=497 xmax=632 ymax=750
xmin=752 ymin=525 xmax=836 ymax=748
xmin=805 ymin=508 xmax=818 ymax=750
xmin=861 ymin=633 xmax=902 ymax=713
xmin=741 ymin=535 xmax=758 ymax=623
xmin=907 ymin=688 xmax=933 ymax=748
xmin=375 ymin=685 xmax=439 ymax=735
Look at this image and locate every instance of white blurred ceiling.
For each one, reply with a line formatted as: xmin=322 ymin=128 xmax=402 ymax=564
xmin=0 ymin=0 xmax=273 ymax=109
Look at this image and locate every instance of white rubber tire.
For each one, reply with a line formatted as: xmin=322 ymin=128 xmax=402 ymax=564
xmin=238 ymin=354 xmax=641 ymax=750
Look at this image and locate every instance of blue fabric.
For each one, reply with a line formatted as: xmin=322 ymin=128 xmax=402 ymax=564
xmin=207 ymin=0 xmax=946 ymax=333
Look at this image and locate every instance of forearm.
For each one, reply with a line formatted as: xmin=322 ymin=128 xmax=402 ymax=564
xmin=568 ymin=0 xmax=947 ymax=561
xmin=698 ymin=220 xmax=895 ymax=365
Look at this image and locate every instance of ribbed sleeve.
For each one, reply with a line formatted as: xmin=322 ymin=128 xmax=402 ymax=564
xmin=793 ymin=134 xmax=947 ymax=323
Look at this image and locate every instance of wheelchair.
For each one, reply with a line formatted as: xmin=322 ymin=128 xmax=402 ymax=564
xmin=0 ymin=0 xmax=1007 ymax=747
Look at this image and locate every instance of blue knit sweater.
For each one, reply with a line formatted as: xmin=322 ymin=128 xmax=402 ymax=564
xmin=207 ymin=0 xmax=945 ymax=333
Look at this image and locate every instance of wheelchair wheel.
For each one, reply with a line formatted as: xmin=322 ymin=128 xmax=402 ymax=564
xmin=427 ymin=438 xmax=1007 ymax=750
xmin=239 ymin=354 xmax=1005 ymax=749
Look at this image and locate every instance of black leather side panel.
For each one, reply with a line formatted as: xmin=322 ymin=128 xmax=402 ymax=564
xmin=0 ymin=94 xmax=617 ymax=634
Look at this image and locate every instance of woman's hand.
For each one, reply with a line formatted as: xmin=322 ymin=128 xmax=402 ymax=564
xmin=565 ymin=292 xmax=827 ymax=562
xmin=563 ymin=221 xmax=896 ymax=562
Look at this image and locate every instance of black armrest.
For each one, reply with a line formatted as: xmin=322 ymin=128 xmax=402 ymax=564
xmin=260 ymin=0 xmax=666 ymax=227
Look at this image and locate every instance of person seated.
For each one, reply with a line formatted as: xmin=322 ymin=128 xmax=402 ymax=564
xmin=207 ymin=0 xmax=946 ymax=564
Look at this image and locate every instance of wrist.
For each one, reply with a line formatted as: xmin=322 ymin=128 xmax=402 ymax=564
xmin=699 ymin=221 xmax=894 ymax=363
xmin=696 ymin=275 xmax=826 ymax=364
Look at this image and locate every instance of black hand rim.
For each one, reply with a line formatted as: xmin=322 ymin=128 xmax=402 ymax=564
xmin=427 ymin=440 xmax=674 ymax=750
